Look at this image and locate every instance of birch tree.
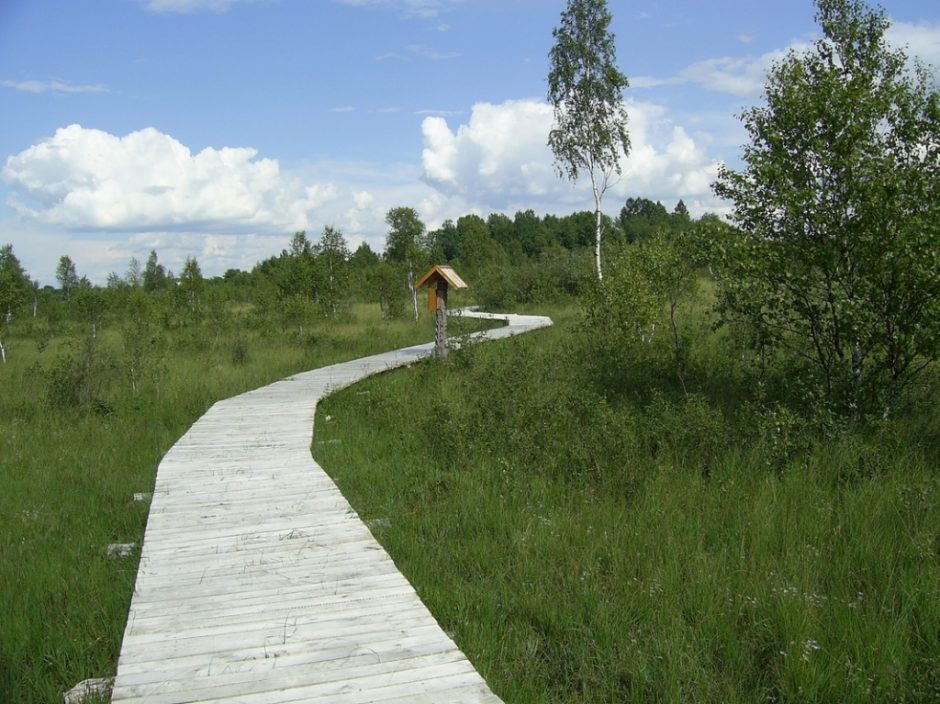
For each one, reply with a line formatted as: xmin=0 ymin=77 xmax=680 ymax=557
xmin=178 ymin=256 xmax=205 ymax=322
xmin=0 ymin=245 xmax=30 ymax=363
xmin=317 ymin=225 xmax=350 ymax=318
xmin=548 ymin=0 xmax=630 ymax=281
xmin=713 ymin=0 xmax=940 ymax=418
xmin=143 ymin=250 xmax=168 ymax=292
xmin=56 ymin=255 xmax=79 ymax=300
xmin=125 ymin=257 xmax=143 ymax=287
xmin=384 ymin=207 xmax=427 ymax=320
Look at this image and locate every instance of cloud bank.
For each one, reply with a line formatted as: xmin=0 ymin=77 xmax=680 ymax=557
xmin=1 ymin=102 xmax=728 ymax=284
xmin=420 ymin=98 xmax=721 ymax=213
xmin=2 ymin=125 xmax=332 ymax=233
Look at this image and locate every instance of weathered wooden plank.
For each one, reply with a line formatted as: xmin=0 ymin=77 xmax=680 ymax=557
xmin=136 ymin=535 xmax=382 ymax=568
xmin=133 ymin=549 xmax=396 ymax=583
xmin=112 ymin=311 xmax=551 ymax=703
xmin=114 ymin=626 xmax=448 ymax=681
xmin=137 ymin=513 xmax=366 ymax=544
xmin=122 ymin=593 xmax=428 ymax=639
xmin=122 ymin=586 xmax=421 ymax=632
xmin=113 ymin=650 xmax=473 ymax=703
xmin=112 ymin=647 xmax=470 ymax=701
xmin=129 ymin=570 xmax=410 ymax=603
xmin=117 ymin=606 xmax=453 ymax=661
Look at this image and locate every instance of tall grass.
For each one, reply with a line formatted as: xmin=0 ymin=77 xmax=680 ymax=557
xmin=314 ymin=305 xmax=940 ymax=703
xmin=0 ymin=303 xmax=493 ymax=703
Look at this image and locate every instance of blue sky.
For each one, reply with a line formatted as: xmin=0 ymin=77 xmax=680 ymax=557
xmin=1 ymin=0 xmax=938 ymax=284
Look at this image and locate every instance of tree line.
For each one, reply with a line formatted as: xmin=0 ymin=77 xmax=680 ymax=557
xmin=0 ymin=195 xmax=699 ymax=345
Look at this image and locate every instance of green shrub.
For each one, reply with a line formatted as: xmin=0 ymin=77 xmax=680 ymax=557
xmin=230 ymin=337 xmax=249 ymax=365
xmin=43 ymin=340 xmax=114 ymax=409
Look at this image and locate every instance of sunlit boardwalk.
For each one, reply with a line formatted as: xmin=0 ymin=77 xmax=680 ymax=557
xmin=111 ymin=312 xmax=551 ymax=704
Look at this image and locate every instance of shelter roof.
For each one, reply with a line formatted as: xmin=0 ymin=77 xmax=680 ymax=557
xmin=414 ymin=264 xmax=468 ymax=290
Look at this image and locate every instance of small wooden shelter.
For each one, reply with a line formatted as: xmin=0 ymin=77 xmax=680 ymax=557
xmin=414 ymin=265 xmax=468 ymax=357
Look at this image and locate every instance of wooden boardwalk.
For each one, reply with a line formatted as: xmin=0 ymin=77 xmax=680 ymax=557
xmin=111 ymin=312 xmax=552 ymax=704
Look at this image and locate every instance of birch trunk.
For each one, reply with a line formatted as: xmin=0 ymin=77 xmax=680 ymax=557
xmin=850 ymin=338 xmax=863 ymax=422
xmin=408 ymin=268 xmax=418 ymax=321
xmin=589 ymin=167 xmax=603 ymax=282
xmin=669 ymin=299 xmax=687 ymax=396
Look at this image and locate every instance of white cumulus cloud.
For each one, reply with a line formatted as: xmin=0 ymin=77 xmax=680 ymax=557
xmin=620 ymin=103 xmax=720 ymax=199
xmin=420 ymin=99 xmax=722 ymax=213
xmin=888 ymin=20 xmax=940 ymax=72
xmin=2 ymin=124 xmax=331 ymax=234
xmin=421 ymin=99 xmax=557 ymax=202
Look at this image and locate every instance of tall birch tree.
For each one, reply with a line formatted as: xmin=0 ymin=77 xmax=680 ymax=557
xmin=56 ymin=255 xmax=79 ymax=300
xmin=317 ymin=225 xmax=350 ymax=318
xmin=384 ymin=207 xmax=427 ymax=320
xmin=548 ymin=0 xmax=630 ymax=282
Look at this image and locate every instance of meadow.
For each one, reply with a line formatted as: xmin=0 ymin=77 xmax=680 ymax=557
xmin=314 ymin=303 xmax=940 ymax=703
xmin=0 ymin=302 xmax=491 ymax=703
xmin=1 ymin=277 xmax=937 ymax=703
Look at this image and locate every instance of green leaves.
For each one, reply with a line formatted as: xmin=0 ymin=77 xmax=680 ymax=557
xmin=713 ymin=0 xmax=940 ymax=418
xmin=0 ymin=245 xmax=31 ymax=321
xmin=56 ymin=255 xmax=79 ymax=298
xmin=384 ymin=206 xmax=427 ymax=265
xmin=548 ymin=0 xmax=630 ymax=280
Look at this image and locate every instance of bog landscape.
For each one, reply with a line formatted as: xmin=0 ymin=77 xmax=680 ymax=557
xmin=1 ymin=0 xmax=938 ymax=702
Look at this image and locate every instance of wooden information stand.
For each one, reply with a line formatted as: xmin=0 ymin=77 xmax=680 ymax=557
xmin=414 ymin=265 xmax=468 ymax=358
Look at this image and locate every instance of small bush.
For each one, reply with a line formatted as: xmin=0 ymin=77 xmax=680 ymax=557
xmin=230 ymin=337 xmax=249 ymax=365
xmin=43 ymin=353 xmax=84 ymax=407
xmin=635 ymin=391 xmax=731 ymax=475
xmin=43 ymin=341 xmax=114 ymax=409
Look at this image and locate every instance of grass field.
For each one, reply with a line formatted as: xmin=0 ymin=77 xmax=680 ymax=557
xmin=314 ymin=305 xmax=940 ymax=703
xmin=2 ymin=296 xmax=937 ymax=702
xmin=0 ymin=303 xmax=495 ymax=703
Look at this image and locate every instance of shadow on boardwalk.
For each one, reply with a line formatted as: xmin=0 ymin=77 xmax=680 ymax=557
xmin=110 ymin=311 xmax=551 ymax=704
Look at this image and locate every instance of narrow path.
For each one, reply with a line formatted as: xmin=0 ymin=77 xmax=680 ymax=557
xmin=111 ymin=311 xmax=552 ymax=704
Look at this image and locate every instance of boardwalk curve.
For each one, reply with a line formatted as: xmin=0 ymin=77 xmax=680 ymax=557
xmin=111 ymin=311 xmax=552 ymax=704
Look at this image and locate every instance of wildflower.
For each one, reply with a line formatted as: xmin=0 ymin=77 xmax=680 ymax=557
xmin=801 ymin=639 xmax=821 ymax=662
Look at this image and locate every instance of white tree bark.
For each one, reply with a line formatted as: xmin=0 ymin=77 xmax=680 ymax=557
xmin=591 ymin=171 xmax=604 ymax=282
xmin=408 ymin=268 xmax=418 ymax=321
xmin=587 ymin=158 xmax=613 ymax=283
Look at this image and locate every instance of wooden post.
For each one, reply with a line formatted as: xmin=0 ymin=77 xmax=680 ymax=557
xmin=414 ymin=266 xmax=467 ymax=360
xmin=434 ymin=279 xmax=448 ymax=358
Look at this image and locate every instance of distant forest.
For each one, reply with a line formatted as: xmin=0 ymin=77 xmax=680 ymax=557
xmin=0 ymin=196 xmax=701 ymax=335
